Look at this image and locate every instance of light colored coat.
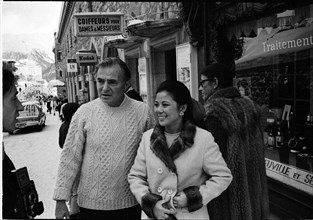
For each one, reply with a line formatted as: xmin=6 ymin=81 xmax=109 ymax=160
xmin=128 ymin=123 xmax=232 ymax=219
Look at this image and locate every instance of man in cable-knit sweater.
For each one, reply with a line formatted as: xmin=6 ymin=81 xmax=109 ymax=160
xmin=53 ymin=57 xmax=155 ymax=219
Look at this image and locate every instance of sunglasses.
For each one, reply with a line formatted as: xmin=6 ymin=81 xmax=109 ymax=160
xmin=199 ymin=79 xmax=211 ymax=87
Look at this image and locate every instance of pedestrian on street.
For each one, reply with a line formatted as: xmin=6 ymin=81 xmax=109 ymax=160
xmin=58 ymin=103 xmax=80 ymax=149
xmin=52 ymin=96 xmax=58 ymax=116
xmin=47 ymin=96 xmax=52 ymax=114
xmin=128 ymin=80 xmax=232 ymax=220
xmin=2 ymin=65 xmax=24 ymax=218
xmin=59 ymin=98 xmax=68 ymax=122
xmin=199 ymin=63 xmax=270 ymax=220
xmin=53 ymin=57 xmax=155 ymax=220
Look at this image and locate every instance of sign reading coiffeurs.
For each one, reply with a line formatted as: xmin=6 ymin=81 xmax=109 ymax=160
xmin=73 ymin=12 xmax=124 ymax=37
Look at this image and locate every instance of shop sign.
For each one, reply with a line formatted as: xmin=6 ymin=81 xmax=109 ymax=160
xmin=265 ymin=158 xmax=313 ymax=195
xmin=76 ymin=51 xmax=98 ymax=66
xmin=73 ymin=12 xmax=124 ymax=37
xmin=66 ymin=59 xmax=78 ymax=73
xmin=236 ymin=26 xmax=313 ymax=64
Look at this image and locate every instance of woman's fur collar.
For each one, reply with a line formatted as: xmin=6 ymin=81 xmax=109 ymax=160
xmin=150 ymin=120 xmax=196 ymax=174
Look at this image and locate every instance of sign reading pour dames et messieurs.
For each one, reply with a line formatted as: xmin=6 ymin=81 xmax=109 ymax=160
xmin=73 ymin=12 xmax=124 ymax=37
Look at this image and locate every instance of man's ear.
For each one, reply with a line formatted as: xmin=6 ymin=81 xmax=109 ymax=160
xmin=124 ymin=80 xmax=131 ymax=91
xmin=213 ymin=77 xmax=219 ymax=89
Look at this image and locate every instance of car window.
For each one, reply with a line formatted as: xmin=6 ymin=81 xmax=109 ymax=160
xmin=19 ymin=104 xmax=39 ymax=117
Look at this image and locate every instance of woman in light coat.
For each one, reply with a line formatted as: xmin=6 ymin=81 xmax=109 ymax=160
xmin=128 ymin=80 xmax=232 ymax=220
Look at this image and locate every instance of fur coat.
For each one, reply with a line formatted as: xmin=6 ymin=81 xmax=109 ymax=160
xmin=204 ymin=87 xmax=270 ymax=220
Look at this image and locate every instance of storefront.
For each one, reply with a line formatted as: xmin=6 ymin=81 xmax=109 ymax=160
xmin=104 ymin=9 xmax=198 ymax=108
xmin=235 ymin=17 xmax=313 ymax=219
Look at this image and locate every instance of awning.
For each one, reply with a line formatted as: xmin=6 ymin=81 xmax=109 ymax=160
xmin=103 ymin=36 xmax=145 ymax=49
xmin=126 ymin=18 xmax=183 ymax=38
xmin=236 ymin=25 xmax=313 ymax=69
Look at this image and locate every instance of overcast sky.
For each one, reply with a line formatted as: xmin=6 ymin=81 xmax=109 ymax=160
xmin=2 ymin=1 xmax=63 ymax=35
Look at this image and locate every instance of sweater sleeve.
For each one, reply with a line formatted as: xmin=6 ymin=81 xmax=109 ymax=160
xmin=199 ymin=132 xmax=233 ymax=206
xmin=53 ymin=107 xmax=86 ymax=201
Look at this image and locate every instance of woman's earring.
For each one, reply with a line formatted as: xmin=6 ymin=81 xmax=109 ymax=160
xmin=179 ymin=112 xmax=184 ymax=116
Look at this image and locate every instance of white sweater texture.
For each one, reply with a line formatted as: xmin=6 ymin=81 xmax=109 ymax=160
xmin=53 ymin=96 xmax=155 ymax=210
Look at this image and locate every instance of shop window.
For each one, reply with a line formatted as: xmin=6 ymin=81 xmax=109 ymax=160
xmin=275 ymin=49 xmax=311 ymax=127
xmin=70 ymin=28 xmax=73 ymax=48
xmin=57 ymin=51 xmax=62 ymax=61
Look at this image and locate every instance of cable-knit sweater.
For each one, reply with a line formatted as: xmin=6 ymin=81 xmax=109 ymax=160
xmin=53 ymin=96 xmax=155 ymax=210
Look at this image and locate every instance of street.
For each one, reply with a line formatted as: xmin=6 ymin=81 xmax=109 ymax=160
xmin=3 ymin=105 xmax=62 ymax=219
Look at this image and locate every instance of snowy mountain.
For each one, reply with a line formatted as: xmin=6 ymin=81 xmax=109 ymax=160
xmin=2 ymin=49 xmax=56 ymax=82
xmin=2 ymin=32 xmax=57 ymax=81
xmin=2 ymin=33 xmax=55 ymax=59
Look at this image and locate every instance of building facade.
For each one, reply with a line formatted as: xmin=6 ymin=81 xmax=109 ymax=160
xmin=192 ymin=2 xmax=313 ymax=218
xmin=54 ymin=2 xmax=313 ymax=218
xmin=53 ymin=2 xmax=190 ymax=107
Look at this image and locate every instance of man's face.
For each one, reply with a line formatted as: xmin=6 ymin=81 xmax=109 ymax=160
xmin=96 ymin=65 xmax=128 ymax=107
xmin=3 ymin=85 xmax=23 ymax=132
xmin=199 ymin=75 xmax=215 ymax=101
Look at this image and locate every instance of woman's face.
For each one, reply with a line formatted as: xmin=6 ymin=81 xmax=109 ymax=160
xmin=3 ymin=84 xmax=23 ymax=132
xmin=154 ymin=91 xmax=184 ymax=134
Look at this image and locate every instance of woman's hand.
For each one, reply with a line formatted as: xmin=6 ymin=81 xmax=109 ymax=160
xmin=173 ymin=192 xmax=187 ymax=208
xmin=153 ymin=195 xmax=176 ymax=219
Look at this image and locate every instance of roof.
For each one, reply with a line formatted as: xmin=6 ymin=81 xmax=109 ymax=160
xmin=22 ymin=100 xmax=40 ymax=106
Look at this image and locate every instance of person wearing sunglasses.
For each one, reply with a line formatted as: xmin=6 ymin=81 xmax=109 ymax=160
xmin=199 ymin=63 xmax=270 ymax=220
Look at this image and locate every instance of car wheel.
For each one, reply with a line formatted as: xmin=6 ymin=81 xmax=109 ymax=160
xmin=8 ymin=131 xmax=14 ymax=135
xmin=37 ymin=124 xmax=43 ymax=131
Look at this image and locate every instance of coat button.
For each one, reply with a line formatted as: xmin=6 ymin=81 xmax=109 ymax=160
xmin=168 ymin=189 xmax=173 ymax=195
xmin=157 ymin=187 xmax=162 ymax=193
xmin=157 ymin=168 xmax=163 ymax=174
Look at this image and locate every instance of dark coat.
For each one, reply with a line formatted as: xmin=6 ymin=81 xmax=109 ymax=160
xmin=2 ymin=151 xmax=19 ymax=219
xmin=59 ymin=121 xmax=70 ymax=149
xmin=204 ymin=87 xmax=270 ymax=220
xmin=125 ymin=87 xmax=143 ymax=102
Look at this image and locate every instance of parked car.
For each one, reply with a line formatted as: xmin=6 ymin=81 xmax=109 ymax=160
xmin=11 ymin=100 xmax=46 ymax=134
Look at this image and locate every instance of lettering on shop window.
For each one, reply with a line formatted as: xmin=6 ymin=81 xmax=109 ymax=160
xmin=262 ymin=35 xmax=313 ymax=52
xmin=265 ymin=158 xmax=313 ymax=195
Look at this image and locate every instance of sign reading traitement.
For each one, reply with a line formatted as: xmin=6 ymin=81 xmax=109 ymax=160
xmin=73 ymin=12 xmax=124 ymax=37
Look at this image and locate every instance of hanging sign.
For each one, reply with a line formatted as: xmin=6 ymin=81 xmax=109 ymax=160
xmin=73 ymin=12 xmax=124 ymax=37
xmin=76 ymin=50 xmax=98 ymax=66
xmin=66 ymin=59 xmax=78 ymax=73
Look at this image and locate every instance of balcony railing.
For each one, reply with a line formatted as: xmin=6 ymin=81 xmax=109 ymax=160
xmin=125 ymin=10 xmax=181 ymax=27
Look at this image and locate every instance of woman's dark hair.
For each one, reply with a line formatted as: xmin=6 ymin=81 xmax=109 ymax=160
xmin=200 ymin=63 xmax=233 ymax=88
xmin=96 ymin=57 xmax=131 ymax=81
xmin=63 ymin=103 xmax=80 ymax=122
xmin=3 ymin=69 xmax=15 ymax=95
xmin=156 ymin=80 xmax=194 ymax=123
